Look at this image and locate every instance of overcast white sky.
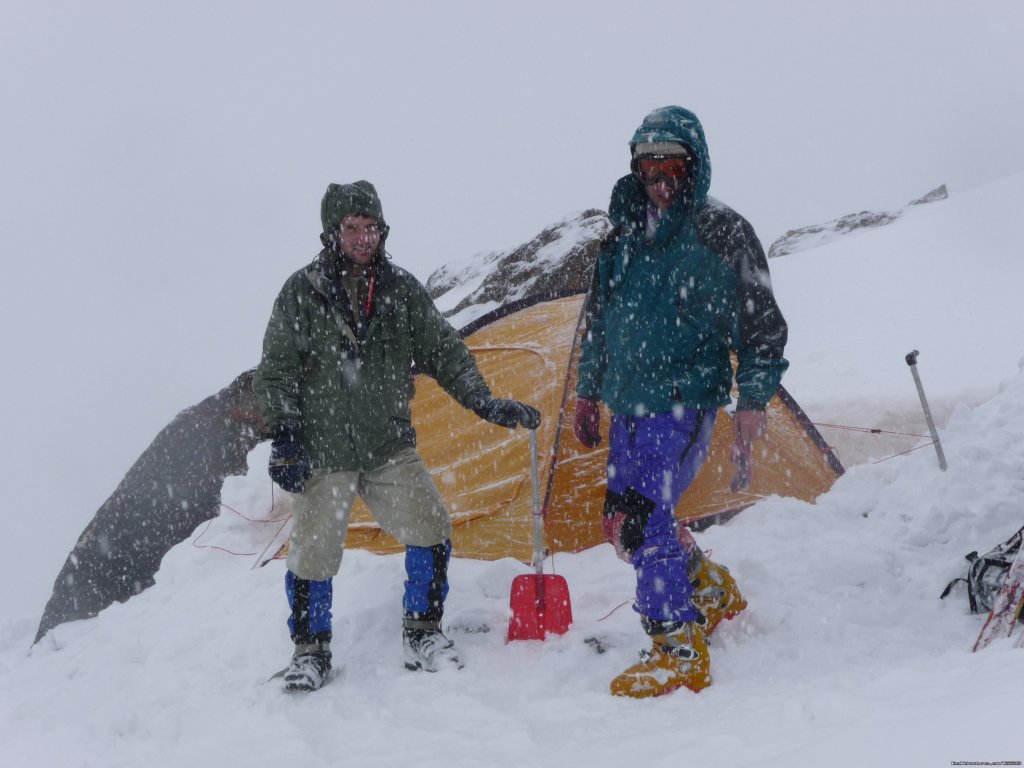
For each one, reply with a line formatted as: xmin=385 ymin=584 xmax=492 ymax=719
xmin=2 ymin=1 xmax=1023 ymax=616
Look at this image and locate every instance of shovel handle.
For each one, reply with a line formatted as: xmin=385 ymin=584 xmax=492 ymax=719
xmin=530 ymin=428 xmax=544 ymax=576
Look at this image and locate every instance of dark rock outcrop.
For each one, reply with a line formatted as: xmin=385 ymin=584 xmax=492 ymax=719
xmin=428 ymin=210 xmax=610 ymax=319
xmin=768 ymin=184 xmax=947 ymax=259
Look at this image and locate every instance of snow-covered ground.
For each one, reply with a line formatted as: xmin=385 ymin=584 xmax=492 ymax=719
xmin=773 ymin=172 xmax=1024 ymax=467
xmin=2 ymin=174 xmax=1023 ymax=767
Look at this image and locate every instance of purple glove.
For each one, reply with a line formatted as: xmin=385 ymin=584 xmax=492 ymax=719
xmin=574 ymin=398 xmax=601 ymax=448
xmin=730 ymin=409 xmax=766 ymax=492
xmin=729 ymin=437 xmax=752 ymax=492
xmin=602 ymin=510 xmax=631 ymax=563
xmin=734 ymin=409 xmax=767 ymax=443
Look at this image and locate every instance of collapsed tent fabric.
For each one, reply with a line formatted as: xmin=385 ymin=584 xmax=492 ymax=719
xmin=34 ymin=372 xmax=264 ymax=643
xmin=341 ymin=292 xmax=844 ymax=561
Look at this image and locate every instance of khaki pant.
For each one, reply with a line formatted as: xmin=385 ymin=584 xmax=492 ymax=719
xmin=286 ymin=448 xmax=451 ymax=581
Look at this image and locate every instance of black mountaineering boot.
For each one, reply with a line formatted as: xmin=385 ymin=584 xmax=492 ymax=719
xmin=283 ymin=640 xmax=332 ymax=692
xmin=402 ymin=620 xmax=463 ymax=672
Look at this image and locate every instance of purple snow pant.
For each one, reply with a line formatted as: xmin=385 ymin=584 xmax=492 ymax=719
xmin=605 ymin=408 xmax=716 ymax=626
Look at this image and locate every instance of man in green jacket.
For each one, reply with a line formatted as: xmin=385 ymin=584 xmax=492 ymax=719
xmin=574 ymin=106 xmax=789 ymax=698
xmin=254 ymin=180 xmax=541 ymax=692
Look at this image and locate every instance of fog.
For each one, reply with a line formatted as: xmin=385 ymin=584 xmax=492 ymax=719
xmin=2 ymin=0 xmax=1021 ymax=618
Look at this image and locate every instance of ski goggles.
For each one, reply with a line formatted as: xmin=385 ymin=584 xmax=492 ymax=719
xmin=636 ymin=157 xmax=689 ymax=188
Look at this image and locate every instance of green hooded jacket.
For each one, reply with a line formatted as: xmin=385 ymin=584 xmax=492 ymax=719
xmin=576 ymin=106 xmax=789 ymax=415
xmin=253 ymin=182 xmax=489 ymax=471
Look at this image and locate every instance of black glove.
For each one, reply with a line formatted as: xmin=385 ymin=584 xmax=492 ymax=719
xmin=268 ymin=427 xmax=310 ymax=493
xmin=472 ymin=395 xmax=542 ymax=430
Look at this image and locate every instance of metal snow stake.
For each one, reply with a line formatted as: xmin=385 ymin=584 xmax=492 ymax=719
xmin=905 ymin=349 xmax=947 ymax=471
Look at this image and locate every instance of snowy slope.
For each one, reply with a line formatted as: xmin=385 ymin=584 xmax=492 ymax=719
xmin=3 ymin=174 xmax=1024 ymax=767
xmin=771 ymin=172 xmax=1024 ymax=466
xmin=428 ymin=209 xmax=609 ymax=330
xmin=766 ymin=184 xmax=947 ymax=259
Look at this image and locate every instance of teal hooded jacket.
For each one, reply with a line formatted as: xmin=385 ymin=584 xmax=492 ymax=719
xmin=576 ymin=106 xmax=788 ymax=415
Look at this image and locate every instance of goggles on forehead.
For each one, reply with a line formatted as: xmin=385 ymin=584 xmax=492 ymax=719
xmin=636 ymin=157 xmax=689 ymax=187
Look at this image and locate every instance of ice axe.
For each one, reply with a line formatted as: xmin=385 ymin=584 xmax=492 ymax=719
xmin=507 ymin=428 xmax=573 ymax=641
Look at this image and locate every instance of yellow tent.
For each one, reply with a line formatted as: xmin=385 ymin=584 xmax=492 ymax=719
xmin=342 ymin=293 xmax=843 ymax=561
xmin=35 ymin=291 xmax=844 ymax=642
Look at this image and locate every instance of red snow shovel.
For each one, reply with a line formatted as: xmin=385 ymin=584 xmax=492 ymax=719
xmin=507 ymin=429 xmax=573 ymax=641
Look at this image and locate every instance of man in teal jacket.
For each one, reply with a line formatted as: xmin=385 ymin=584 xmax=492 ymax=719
xmin=574 ymin=107 xmax=788 ymax=698
xmin=254 ymin=181 xmax=540 ymax=692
